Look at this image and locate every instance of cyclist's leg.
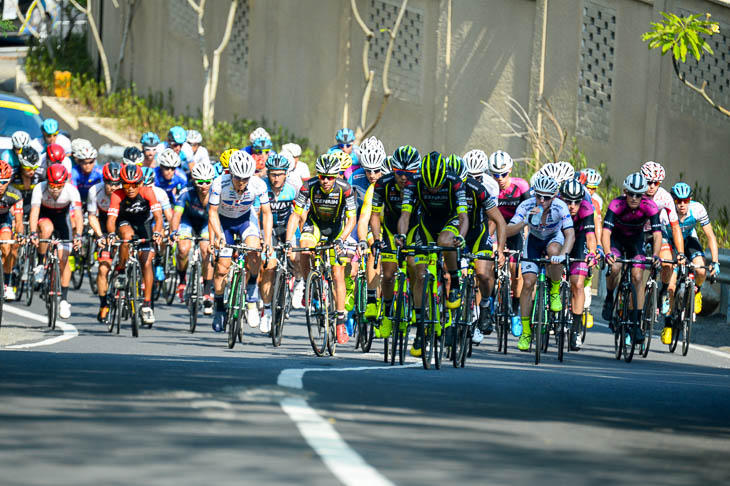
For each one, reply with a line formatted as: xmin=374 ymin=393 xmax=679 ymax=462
xmin=198 ymin=224 xmax=213 ymax=297
xmin=518 ymin=234 xmax=545 ymax=349
xmin=260 ymin=232 xmax=279 ymax=305
xmin=507 ymin=234 xmax=525 ymax=313
xmin=176 ymin=221 xmax=194 ymax=284
xmin=0 ymin=223 xmax=13 ymax=292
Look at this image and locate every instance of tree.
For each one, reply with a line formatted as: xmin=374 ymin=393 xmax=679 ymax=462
xmin=643 ymin=12 xmax=728 ymax=117
xmin=350 ymin=0 xmax=408 ymax=143
xmin=112 ymin=0 xmax=139 ymax=92
xmin=187 ymin=0 xmax=239 ymax=132
xmin=69 ymin=0 xmax=113 ymax=95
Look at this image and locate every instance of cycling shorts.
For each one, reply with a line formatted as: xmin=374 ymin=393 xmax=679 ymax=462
xmin=178 ymin=216 xmax=209 ymax=240
xmin=117 ymin=219 xmax=154 ymax=252
xmin=568 ymin=232 xmax=589 ymax=277
xmin=610 ymin=233 xmax=648 ymax=270
xmin=0 ymin=211 xmax=13 ymax=229
xmin=219 ymin=211 xmax=260 ymax=258
xmin=521 ymin=231 xmax=564 ymax=275
xmin=39 ymin=207 xmax=73 ymax=248
xmin=673 ymin=234 xmax=705 ymax=262
xmin=506 ymin=233 xmax=524 ymax=263
xmin=300 ymin=217 xmax=348 ymax=267
xmin=465 ymin=222 xmax=493 ymax=257
xmin=412 ymin=215 xmax=459 ymax=263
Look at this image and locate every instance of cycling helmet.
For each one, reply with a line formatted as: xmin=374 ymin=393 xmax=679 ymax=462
xmin=315 ymin=153 xmax=341 ymax=175
xmin=463 ymin=149 xmax=489 ymax=176
xmin=122 ymin=146 xmax=144 ymax=165
xmin=0 ymin=161 xmax=13 ymax=180
xmin=191 ymin=160 xmax=216 ymax=181
xmin=391 ymin=145 xmax=421 ymax=171
xmin=167 ymin=126 xmax=187 ymax=144
xmin=578 ymin=168 xmax=602 ymax=188
xmin=623 ymin=172 xmax=649 ymax=194
xmin=560 ymin=179 xmax=585 ymax=201
xmin=41 ymin=118 xmax=59 ymax=135
xmin=46 ymin=163 xmax=69 ymax=185
xmin=330 ymin=150 xmax=352 ymax=171
xmin=640 ymin=161 xmax=665 ymax=183
xmin=140 ymin=131 xmax=160 ymax=148
xmin=71 ymin=138 xmax=91 ymax=157
xmin=213 ymin=161 xmax=224 ymax=177
xmin=281 ymin=143 xmax=302 ymax=158
xmin=11 ymin=130 xmax=31 ymax=149
xmin=121 ymin=163 xmax=143 ymax=184
xmin=488 ymin=150 xmax=513 ymax=174
xmin=358 ymin=136 xmax=386 ymax=170
xmin=76 ymin=145 xmax=97 ymax=161
xmin=532 ymin=173 xmax=559 ymax=196
xmin=252 ymin=136 xmax=273 ymax=151
xmin=382 ymin=156 xmax=393 ymax=175
xmin=158 ymin=148 xmax=181 ymax=168
xmin=186 ymin=129 xmax=202 ymax=145
xmin=46 ymin=143 xmax=65 ymax=163
xmin=19 ymin=146 xmax=40 ymax=169
xmin=671 ymin=182 xmax=692 ymax=200
xmin=548 ymin=161 xmax=575 ymax=183
xmin=228 ymin=150 xmax=256 ymax=178
xmin=103 ymin=161 xmax=122 ymax=183
xmin=265 ymin=153 xmax=290 ymax=171
xmin=447 ymin=154 xmax=468 ymax=182
xmin=279 ymin=148 xmax=295 ymax=168
xmin=141 ymin=166 xmax=155 ymax=186
xmin=219 ymin=148 xmax=237 ymax=168
xmin=335 ymin=128 xmax=356 ymax=144
xmin=249 ymin=127 xmax=270 ymax=143
xmin=420 ymin=151 xmax=448 ymax=189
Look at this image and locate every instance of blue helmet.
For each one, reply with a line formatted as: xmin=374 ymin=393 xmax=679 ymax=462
xmin=42 ymin=118 xmax=59 ymax=135
xmin=670 ymin=182 xmax=692 ymax=200
xmin=141 ymin=166 xmax=155 ymax=186
xmin=168 ymin=126 xmax=187 ymax=144
xmin=335 ymin=128 xmax=355 ymax=144
xmin=266 ymin=153 xmax=290 ymax=171
xmin=213 ymin=161 xmax=224 ymax=177
xmin=140 ymin=131 xmax=160 ymax=147
xmin=252 ymin=137 xmax=273 ymax=151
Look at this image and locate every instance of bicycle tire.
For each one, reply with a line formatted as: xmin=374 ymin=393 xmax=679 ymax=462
xmin=453 ymin=279 xmax=472 ymax=368
xmin=325 ymin=281 xmax=336 ymax=356
xmin=390 ymin=273 xmax=406 ymax=365
xmin=187 ymin=259 xmax=200 ymax=333
xmin=612 ymin=288 xmax=624 ymax=360
xmin=420 ymin=274 xmax=435 ymax=369
xmin=107 ymin=289 xmax=117 ymax=333
xmin=399 ymin=275 xmax=412 ymax=366
xmin=682 ymin=285 xmax=694 ymax=356
xmin=271 ymin=269 xmax=287 ymax=347
xmin=164 ymin=246 xmax=178 ymax=306
xmin=500 ymin=276 xmax=510 ymax=354
xmin=15 ymin=242 xmax=26 ymax=302
xmin=128 ymin=265 xmax=140 ymax=338
xmin=640 ymin=284 xmax=657 ymax=358
xmin=226 ymin=268 xmax=242 ymax=349
xmin=70 ymin=249 xmax=84 ymax=290
xmin=434 ymin=280 xmax=445 ymax=370
xmin=115 ymin=289 xmax=123 ymax=334
xmin=0 ymin=263 xmax=4 ymax=329
xmin=532 ymin=281 xmax=545 ymax=365
xmin=88 ymin=239 xmax=99 ymax=295
xmin=49 ymin=258 xmax=60 ymax=330
xmin=236 ymin=273 xmax=247 ymax=344
xmin=305 ymin=272 xmax=326 ymax=356
xmin=622 ymin=284 xmax=637 ymax=363
xmin=669 ymin=285 xmax=684 ymax=354
xmin=557 ymin=282 xmax=570 ymax=362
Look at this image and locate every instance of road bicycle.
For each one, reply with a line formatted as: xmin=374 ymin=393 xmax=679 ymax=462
xmin=106 ymin=238 xmax=150 ymax=338
xmin=161 ymin=241 xmax=178 ymax=305
xmin=666 ymin=260 xmax=714 ymax=356
xmin=387 ymin=246 xmax=412 ymax=366
xmin=494 ymin=249 xmax=520 ymax=354
xmin=37 ymin=238 xmax=69 ymax=331
xmin=270 ymin=243 xmax=295 ymax=347
xmin=180 ymin=235 xmax=208 ymax=334
xmin=638 ymin=262 xmax=660 ymax=358
xmin=606 ymin=258 xmax=650 ymax=363
xmin=353 ymin=244 xmax=380 ymax=353
xmin=221 ymin=243 xmax=261 ymax=349
xmin=70 ymin=214 xmax=98 ymax=294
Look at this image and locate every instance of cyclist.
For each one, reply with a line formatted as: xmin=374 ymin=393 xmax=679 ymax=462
xmin=487 ymin=150 xmax=530 ymax=331
xmin=37 ymin=118 xmax=72 ymax=155
xmin=11 ymin=147 xmax=44 ymax=218
xmin=258 ymin=153 xmax=299 ymax=330
xmin=396 ymin=151 xmax=469 ymax=356
xmin=328 ymin=128 xmax=360 ymax=171
xmin=209 ymin=150 xmax=273 ymax=333
xmin=106 ymin=164 xmax=164 ymax=326
xmin=29 ymin=163 xmax=83 ymax=319
xmin=142 ymin=167 xmax=173 ymax=284
xmin=155 ymin=148 xmax=188 ymax=205
xmin=660 ymin=182 xmax=720 ymax=343
xmin=1 ymin=131 xmax=38 ymax=171
xmin=449 ymin=155 xmax=507 ymax=342
xmin=559 ymin=179 xmax=598 ymax=350
xmin=0 ymin=161 xmax=23 ymax=299
xmin=248 ymin=137 xmax=272 ymax=179
xmin=285 ymin=153 xmax=357 ymax=344
xmin=170 ymin=161 xmax=215 ymax=314
xmin=40 ymin=143 xmax=72 ymax=174
xmin=601 ymin=172 xmax=663 ymax=344
xmin=186 ymin=130 xmax=209 ymax=167
xmin=218 ymin=148 xmax=237 ymax=177
xmin=123 ymin=146 xmax=145 ymax=167
xmin=278 ymin=148 xmax=303 ymax=191
xmin=282 ymin=142 xmax=310 ymax=182
xmin=156 ymin=126 xmax=194 ymax=176
xmin=506 ymin=173 xmax=575 ymax=352
xmin=140 ymin=132 xmax=160 ymax=168
xmin=71 ymin=143 xmax=103 ymax=203
xmin=368 ymin=145 xmax=419 ymax=338
xmin=641 ymin=161 xmax=685 ymax=316
xmin=463 ymin=149 xmax=499 ymax=200
xmin=87 ymin=162 xmax=122 ymax=322
xmin=576 ymin=167 xmax=604 ymax=330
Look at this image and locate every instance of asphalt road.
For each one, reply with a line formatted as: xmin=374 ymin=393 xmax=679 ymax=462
xmin=1 ymin=279 xmax=729 ymax=486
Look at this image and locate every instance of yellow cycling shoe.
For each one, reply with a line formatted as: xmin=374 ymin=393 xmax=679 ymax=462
xmin=694 ymin=291 xmax=702 ymax=314
xmin=446 ymin=289 xmax=461 ymax=309
xmin=410 ymin=336 xmax=422 ymax=357
xmin=517 ymin=331 xmax=531 ymax=351
xmin=377 ymin=317 xmax=392 ymax=339
xmin=549 ymin=291 xmax=562 ymax=312
xmin=661 ymin=326 xmax=672 ymax=345
xmin=365 ymin=302 xmax=379 ymax=319
xmin=584 ymin=312 xmax=594 ymax=329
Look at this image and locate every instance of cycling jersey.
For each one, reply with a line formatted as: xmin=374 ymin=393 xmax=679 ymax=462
xmin=0 ymin=186 xmax=23 ymax=228
xmin=108 ymin=187 xmax=161 ymax=226
xmin=510 ymin=197 xmax=573 ymax=240
xmin=209 ymin=174 xmax=269 ymax=219
xmin=152 ymin=186 xmax=171 ymax=213
xmin=591 ymin=192 xmax=604 ymax=213
xmin=567 ymin=200 xmax=596 ymax=276
xmin=673 ymin=201 xmax=710 ymax=240
xmin=294 ymin=178 xmax=356 ymax=225
xmin=604 ymin=196 xmax=661 ymax=238
xmin=496 ymin=178 xmax=530 ymax=221
xmin=87 ymin=182 xmax=112 ymax=215
xmin=174 ymin=184 xmax=208 ymax=225
xmin=30 ymin=182 xmax=82 ymax=216
xmin=191 ymin=146 xmax=209 ymax=166
xmin=401 ymin=172 xmax=468 ymax=222
xmin=40 ymin=154 xmax=72 ymax=175
xmin=258 ymin=179 xmax=297 ymax=235
xmin=71 ymin=165 xmax=103 ymax=202
xmin=648 ymin=186 xmax=679 ymax=228
xmin=291 ymin=161 xmax=310 ymax=181
xmin=154 ymin=167 xmax=188 ymax=205
xmin=463 ymin=175 xmax=497 ymax=230
xmin=11 ymin=168 xmax=44 ymax=214
xmin=347 ymin=167 xmax=371 ymax=205
xmin=371 ymin=173 xmax=414 ymax=231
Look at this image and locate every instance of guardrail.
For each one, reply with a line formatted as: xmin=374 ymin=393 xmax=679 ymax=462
xmin=707 ymin=249 xmax=730 ymax=285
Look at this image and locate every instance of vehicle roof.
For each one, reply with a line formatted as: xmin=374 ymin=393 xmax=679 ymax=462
xmin=0 ymin=92 xmax=39 ymax=114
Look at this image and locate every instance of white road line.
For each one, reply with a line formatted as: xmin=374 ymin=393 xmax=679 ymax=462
xmin=2 ymin=305 xmax=78 ymax=349
xmin=278 ymin=364 xmax=418 ymax=486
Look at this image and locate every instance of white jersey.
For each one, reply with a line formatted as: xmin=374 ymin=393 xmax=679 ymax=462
xmin=591 ymin=192 xmax=604 ymax=213
xmin=151 ymin=186 xmax=171 ymax=212
xmin=210 ymin=174 xmax=269 ymax=219
xmin=481 ymin=174 xmax=499 ymax=202
xmin=191 ymin=146 xmax=210 ymax=166
xmin=646 ymin=186 xmax=678 ymax=230
xmin=510 ymin=197 xmax=573 ymax=240
xmin=87 ymin=182 xmax=111 ymax=214
xmin=286 ymin=171 xmax=303 ymax=192
xmin=291 ymin=160 xmax=311 ymax=181
xmin=31 ymin=181 xmax=82 ymax=214
xmin=35 ymin=134 xmax=72 ymax=155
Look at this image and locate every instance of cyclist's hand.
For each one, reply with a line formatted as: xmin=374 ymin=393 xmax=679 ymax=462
xmin=652 ymin=255 xmax=662 ymax=269
xmin=169 ymin=231 xmax=178 ymax=244
xmin=550 ymin=254 xmax=565 ymax=264
xmin=358 ymin=240 xmax=369 ymax=255
xmin=711 ymin=261 xmax=720 ymax=277
xmin=497 ymin=250 xmax=506 ymax=268
xmin=30 ymin=232 xmax=39 ymax=247
xmin=596 ymin=245 xmax=605 ymax=260
xmin=394 ymin=234 xmax=406 ymax=247
xmin=73 ymin=235 xmax=82 ymax=251
xmin=677 ymin=252 xmax=687 ymax=264
xmin=107 ymin=232 xmax=118 ymax=245
xmin=333 ymin=238 xmax=345 ymax=256
xmin=605 ymin=252 xmax=616 ymax=265
xmin=453 ymin=235 xmax=466 ymax=248
xmin=586 ymin=252 xmax=597 ymax=268
xmin=153 ymin=232 xmax=163 ymax=245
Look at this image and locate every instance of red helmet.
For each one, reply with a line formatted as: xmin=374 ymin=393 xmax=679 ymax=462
xmin=120 ymin=163 xmax=143 ymax=184
xmin=47 ymin=163 xmax=69 ymax=185
xmin=0 ymin=160 xmax=12 ymax=180
xmin=102 ymin=161 xmax=122 ymax=183
xmin=47 ymin=143 xmax=65 ymax=163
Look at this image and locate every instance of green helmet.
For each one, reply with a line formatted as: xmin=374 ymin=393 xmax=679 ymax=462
xmin=420 ymin=151 xmax=448 ymax=189
xmin=447 ymin=154 xmax=467 ymax=182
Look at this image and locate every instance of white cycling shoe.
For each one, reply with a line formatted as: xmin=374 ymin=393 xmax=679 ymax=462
xmin=260 ymin=308 xmax=272 ymax=333
xmin=472 ymin=328 xmax=484 ymax=344
xmin=4 ymin=285 xmax=16 ymax=301
xmin=59 ymin=300 xmax=71 ymax=319
xmin=247 ymin=303 xmax=260 ymax=328
xmin=141 ymin=306 xmax=155 ymax=325
xmin=292 ymin=280 xmax=305 ymax=309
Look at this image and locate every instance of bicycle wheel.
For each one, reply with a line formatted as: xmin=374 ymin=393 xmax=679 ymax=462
xmin=226 ymin=269 xmax=242 ymax=349
xmin=499 ymin=276 xmax=510 ymax=354
xmin=640 ymin=284 xmax=657 ymax=358
xmin=305 ymin=272 xmax=326 ymax=356
xmin=14 ymin=243 xmax=26 ymax=302
xmin=70 ymin=248 xmax=84 ymax=290
xmin=325 ymin=281 xmax=337 ymax=356
xmin=612 ymin=290 xmax=623 ymax=360
xmin=398 ymin=275 xmax=412 ymax=366
xmin=622 ymin=285 xmax=637 ymax=363
xmin=669 ymin=285 xmax=684 ymax=354
xmin=271 ymin=269 xmax=288 ymax=347
xmin=107 ymin=290 xmax=118 ymax=333
xmin=48 ymin=259 xmax=60 ymax=330
xmin=532 ymin=282 xmax=545 ymax=365
xmin=390 ymin=276 xmax=406 ymax=365
xmin=433 ymin=288 xmax=445 ymax=370
xmin=164 ymin=246 xmax=178 ymax=306
xmin=187 ymin=260 xmax=200 ymax=333
xmin=236 ymin=273 xmax=247 ymax=344
xmin=128 ymin=265 xmax=140 ymax=338
xmin=115 ymin=290 xmax=123 ymax=334
xmin=420 ymin=274 xmax=435 ymax=370
xmin=681 ymin=285 xmax=694 ymax=356
xmin=87 ymin=239 xmax=99 ymax=295
xmin=453 ymin=279 xmax=472 ymax=368
xmin=0 ymin=263 xmax=4 ymax=329
xmin=24 ymin=245 xmax=35 ymax=306
xmin=557 ymin=283 xmax=570 ymax=362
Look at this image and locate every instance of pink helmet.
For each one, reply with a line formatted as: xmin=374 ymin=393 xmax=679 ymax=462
xmin=641 ymin=161 xmax=665 ymax=183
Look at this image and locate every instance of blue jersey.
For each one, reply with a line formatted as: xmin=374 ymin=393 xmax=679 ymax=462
xmin=662 ymin=200 xmax=710 ymax=242
xmin=174 ymin=183 xmax=208 ymax=227
xmin=1 ymin=150 xmax=20 ymax=172
xmin=256 ymin=179 xmax=297 ymax=231
xmin=72 ymin=165 xmax=103 ymax=202
xmin=154 ymin=167 xmax=188 ymax=205
xmin=347 ymin=167 xmax=370 ymax=209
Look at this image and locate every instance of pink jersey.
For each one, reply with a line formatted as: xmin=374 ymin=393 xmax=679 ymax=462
xmin=572 ymin=199 xmax=596 ymax=234
xmin=605 ymin=196 xmax=661 ymax=238
xmin=496 ymin=177 xmax=530 ymax=221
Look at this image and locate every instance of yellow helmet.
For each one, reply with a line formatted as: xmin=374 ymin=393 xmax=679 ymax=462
xmin=219 ymin=148 xmax=237 ymax=168
xmin=330 ymin=149 xmax=352 ymax=172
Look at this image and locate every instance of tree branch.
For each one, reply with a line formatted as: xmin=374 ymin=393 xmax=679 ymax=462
xmin=672 ymin=57 xmax=730 ymax=117
xmin=206 ymin=0 xmax=239 ymax=130
xmin=70 ymin=0 xmax=112 ymax=94
xmin=350 ymin=0 xmax=374 ymax=37
xmin=381 ymin=0 xmax=408 ymax=95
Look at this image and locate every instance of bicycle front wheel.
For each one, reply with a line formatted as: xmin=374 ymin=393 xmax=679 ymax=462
xmin=640 ymin=284 xmax=657 ymax=358
xmin=128 ymin=265 xmax=140 ymax=338
xmin=305 ymin=272 xmax=327 ymax=356
xmin=532 ymin=282 xmax=546 ymax=365
xmin=187 ymin=260 xmax=201 ymax=333
xmin=453 ymin=279 xmax=472 ymax=368
xmin=70 ymin=249 xmax=84 ymax=290
xmin=557 ymin=282 xmax=570 ymax=362
xmin=48 ymin=259 xmax=61 ymax=330
xmin=164 ymin=246 xmax=178 ymax=306
xmin=681 ymin=285 xmax=694 ymax=356
xmin=420 ymin=274 xmax=435 ymax=370
xmin=622 ymin=286 xmax=637 ymax=363
xmin=271 ymin=270 xmax=288 ymax=347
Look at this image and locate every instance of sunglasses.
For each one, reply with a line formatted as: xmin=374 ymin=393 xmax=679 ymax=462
xmin=648 ymin=180 xmax=661 ymax=186
xmin=195 ymin=179 xmax=212 ymax=186
xmin=123 ymin=182 xmax=142 ymax=188
xmin=169 ymin=142 xmax=180 ymax=148
xmin=49 ymin=183 xmax=65 ymax=189
xmin=0 ymin=178 xmax=11 ymax=184
xmin=161 ymin=166 xmax=176 ymax=171
xmin=253 ymin=149 xmax=271 ymax=155
xmin=339 ymin=143 xmax=353 ymax=149
xmin=626 ymin=192 xmax=643 ymax=199
xmin=318 ymin=174 xmax=337 ymax=181
xmin=23 ymin=166 xmax=39 ymax=171
xmin=492 ymin=172 xmax=509 ymax=179
xmin=78 ymin=160 xmax=95 ymax=165
xmin=143 ymin=146 xmax=156 ymax=152
xmin=364 ymin=169 xmax=381 ymax=175
xmin=535 ymin=194 xmax=553 ymax=201
xmin=674 ymin=197 xmax=691 ymax=204
xmin=43 ymin=132 xmax=59 ymax=137
xmin=565 ymin=199 xmax=582 ymax=205
xmin=105 ymin=180 xmax=122 ymax=187
xmin=394 ymin=169 xmax=416 ymax=175
xmin=232 ymin=176 xmax=250 ymax=183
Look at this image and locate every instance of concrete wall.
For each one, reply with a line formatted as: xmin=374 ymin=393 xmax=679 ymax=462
xmin=94 ymin=0 xmax=730 ymax=207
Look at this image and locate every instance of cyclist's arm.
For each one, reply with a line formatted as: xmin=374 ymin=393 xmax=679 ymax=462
xmin=152 ymin=207 xmax=163 ymax=235
xmin=561 ymin=227 xmax=576 ymax=256
xmin=357 ymin=184 xmax=374 ymax=242
xmin=285 ymin=209 xmax=301 ymax=245
xmin=170 ymin=206 xmax=183 ymax=233
xmin=670 ymin=222 xmax=685 ymax=256
xmin=207 ymin=203 xmax=222 ymax=245
xmin=486 ymin=205 xmax=506 ymax=255
xmin=260 ymin=202 xmax=273 ymax=248
xmin=29 ymin=185 xmax=42 ymax=234
xmin=369 ymin=211 xmax=382 ymax=246
xmin=396 ymin=208 xmax=411 ymax=236
xmin=12 ymin=200 xmax=23 ymax=236
xmin=701 ymin=221 xmax=719 ymax=265
xmin=88 ymin=213 xmax=102 ymax=238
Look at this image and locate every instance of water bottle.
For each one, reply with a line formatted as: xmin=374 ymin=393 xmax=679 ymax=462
xmin=530 ymin=205 xmax=544 ymax=227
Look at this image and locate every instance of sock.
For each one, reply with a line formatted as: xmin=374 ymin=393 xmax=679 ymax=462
xmin=178 ymin=269 xmax=186 ymax=283
xmin=143 ymin=300 xmax=151 ymax=308
xmin=480 ymin=295 xmax=489 ymax=307
xmin=367 ymin=289 xmax=377 ymax=304
xmin=572 ymin=313 xmax=582 ymax=333
xmin=203 ymin=279 xmax=212 ymax=295
xmin=521 ymin=316 xmax=531 ymax=334
xmin=61 ymin=286 xmax=69 ymax=301
xmin=337 ymin=311 xmax=346 ymax=324
xmin=3 ymin=272 xmax=10 ymax=285
xmin=99 ymin=295 xmax=107 ymax=306
xmin=449 ymin=270 xmax=459 ymax=283
xmin=384 ymin=299 xmax=393 ymax=315
xmin=247 ymin=274 xmax=257 ymax=286
xmin=512 ymin=296 xmax=520 ymax=312
xmin=215 ymin=294 xmax=225 ymax=312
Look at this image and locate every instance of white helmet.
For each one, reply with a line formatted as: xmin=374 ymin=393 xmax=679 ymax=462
xmin=358 ymin=136 xmax=386 ymax=170
xmin=488 ymin=150 xmax=514 ymax=174
xmin=279 ymin=148 xmax=295 ymax=168
xmin=249 ymin=127 xmax=270 ymax=143
xmin=158 ymin=148 xmax=181 ymax=168
xmin=191 ymin=160 xmax=215 ymax=180
xmin=11 ymin=130 xmax=31 ymax=149
xmin=186 ymin=129 xmax=202 ymax=145
xmin=463 ymin=149 xmax=489 ymax=175
xmin=228 ymin=150 xmax=256 ymax=178
xmin=532 ymin=173 xmax=559 ymax=195
xmin=281 ymin=143 xmax=302 ymax=158
xmin=623 ymin=172 xmax=649 ymax=194
xmin=76 ymin=145 xmax=97 ymax=160
xmin=540 ymin=161 xmax=574 ymax=183
xmin=640 ymin=161 xmax=665 ymax=183
xmin=71 ymin=138 xmax=93 ymax=158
